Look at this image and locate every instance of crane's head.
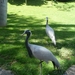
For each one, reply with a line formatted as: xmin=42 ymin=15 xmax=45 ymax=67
xmin=46 ymin=17 xmax=48 ymax=20
xmin=22 ymin=30 xmax=32 ymax=36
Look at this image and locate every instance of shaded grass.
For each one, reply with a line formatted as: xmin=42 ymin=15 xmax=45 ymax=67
xmin=0 ymin=2 xmax=75 ymax=75
xmin=8 ymin=0 xmax=47 ymax=6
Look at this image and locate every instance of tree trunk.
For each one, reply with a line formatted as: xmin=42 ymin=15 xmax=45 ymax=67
xmin=0 ymin=0 xmax=7 ymax=26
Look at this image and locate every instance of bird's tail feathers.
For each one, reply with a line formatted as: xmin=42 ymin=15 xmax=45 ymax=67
xmin=52 ymin=58 xmax=60 ymax=70
xmin=52 ymin=39 xmax=56 ymax=46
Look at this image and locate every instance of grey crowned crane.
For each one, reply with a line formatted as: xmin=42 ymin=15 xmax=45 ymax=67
xmin=46 ymin=17 xmax=56 ymax=45
xmin=22 ymin=30 xmax=60 ymax=75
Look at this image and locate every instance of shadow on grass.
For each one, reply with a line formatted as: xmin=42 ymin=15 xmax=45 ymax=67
xmin=8 ymin=0 xmax=25 ymax=5
xmin=53 ymin=2 xmax=75 ymax=11
xmin=8 ymin=0 xmax=47 ymax=6
xmin=57 ymin=0 xmax=75 ymax=2
xmin=0 ymin=14 xmax=75 ymax=75
xmin=26 ymin=0 xmax=47 ymax=6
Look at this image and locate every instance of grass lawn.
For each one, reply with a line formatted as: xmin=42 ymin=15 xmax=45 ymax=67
xmin=0 ymin=1 xmax=75 ymax=75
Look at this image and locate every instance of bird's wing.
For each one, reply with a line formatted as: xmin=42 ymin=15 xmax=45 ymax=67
xmin=29 ymin=44 xmax=56 ymax=62
xmin=46 ymin=25 xmax=56 ymax=45
xmin=46 ymin=25 xmax=55 ymax=38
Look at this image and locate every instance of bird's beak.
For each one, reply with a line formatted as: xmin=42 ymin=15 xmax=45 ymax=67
xmin=21 ymin=32 xmax=25 ymax=36
xmin=21 ymin=31 xmax=26 ymax=36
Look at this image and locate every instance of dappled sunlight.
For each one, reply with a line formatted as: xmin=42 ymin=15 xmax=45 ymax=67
xmin=59 ymin=47 xmax=73 ymax=58
xmin=65 ymin=37 xmax=75 ymax=42
xmin=1 ymin=2 xmax=75 ymax=74
xmin=57 ymin=36 xmax=75 ymax=44
xmin=56 ymin=26 xmax=75 ymax=31
xmin=8 ymin=2 xmax=75 ymax=24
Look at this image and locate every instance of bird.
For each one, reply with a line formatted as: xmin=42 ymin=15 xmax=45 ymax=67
xmin=22 ymin=30 xmax=60 ymax=75
xmin=46 ymin=17 xmax=56 ymax=45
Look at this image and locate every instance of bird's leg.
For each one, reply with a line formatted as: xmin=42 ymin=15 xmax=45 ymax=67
xmin=39 ymin=60 xmax=43 ymax=75
xmin=40 ymin=63 xmax=42 ymax=75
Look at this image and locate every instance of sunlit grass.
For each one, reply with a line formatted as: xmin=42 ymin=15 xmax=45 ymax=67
xmin=0 ymin=1 xmax=75 ymax=75
xmin=8 ymin=2 xmax=75 ymax=24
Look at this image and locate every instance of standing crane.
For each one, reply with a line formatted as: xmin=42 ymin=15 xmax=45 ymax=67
xmin=22 ymin=30 xmax=60 ymax=75
xmin=46 ymin=17 xmax=56 ymax=45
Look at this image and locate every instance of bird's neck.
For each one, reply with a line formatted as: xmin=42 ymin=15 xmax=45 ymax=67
xmin=25 ymin=34 xmax=33 ymax=58
xmin=46 ymin=19 xmax=48 ymax=25
xmin=25 ymin=34 xmax=30 ymax=45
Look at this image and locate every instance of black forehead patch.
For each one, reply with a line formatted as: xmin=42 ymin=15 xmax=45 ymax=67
xmin=24 ymin=30 xmax=31 ymax=34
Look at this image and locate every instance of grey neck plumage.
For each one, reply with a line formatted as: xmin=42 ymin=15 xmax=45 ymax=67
xmin=25 ymin=34 xmax=33 ymax=58
xmin=46 ymin=19 xmax=48 ymax=25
